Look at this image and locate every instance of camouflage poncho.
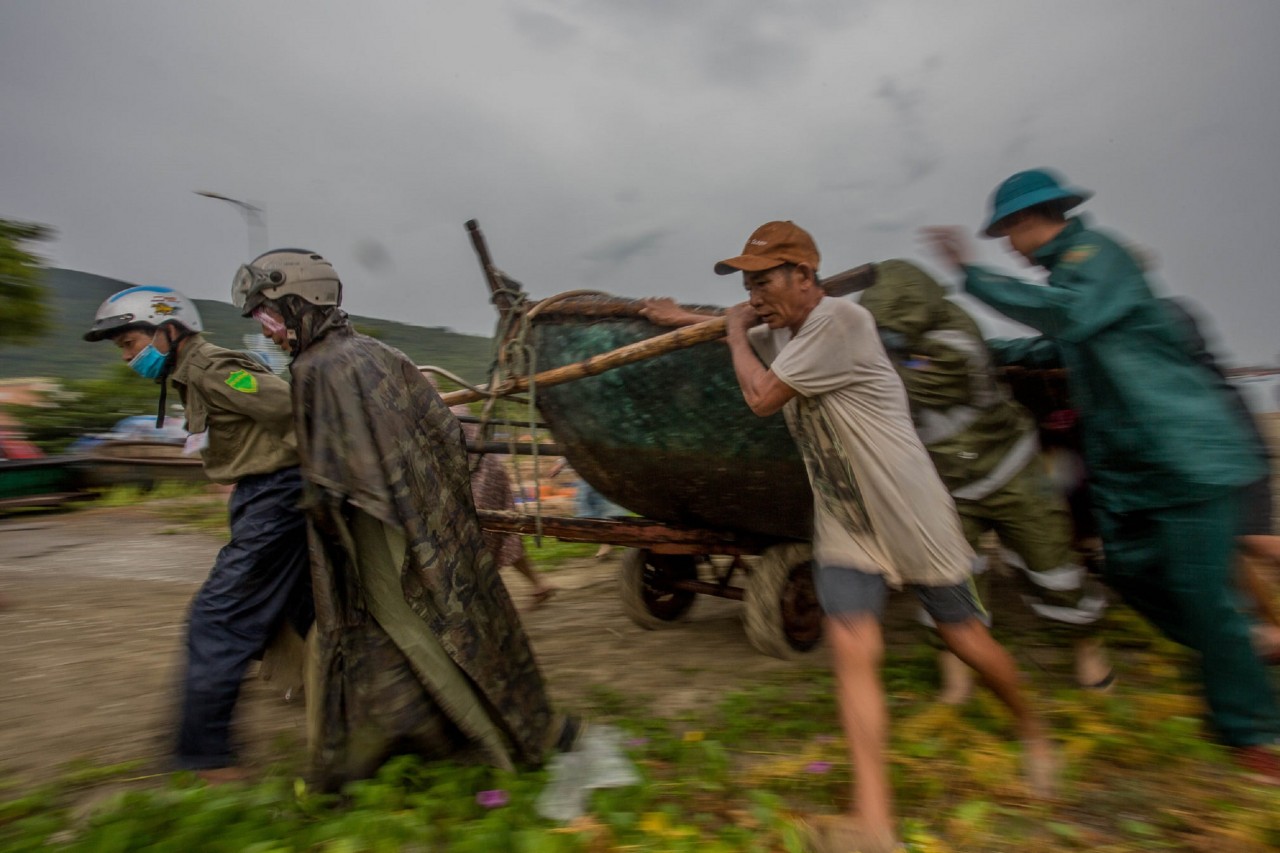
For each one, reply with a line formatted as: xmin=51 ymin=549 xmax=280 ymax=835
xmin=289 ymin=310 xmax=553 ymax=787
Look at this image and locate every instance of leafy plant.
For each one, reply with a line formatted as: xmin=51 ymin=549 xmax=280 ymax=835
xmin=0 ymin=219 xmax=54 ymax=343
xmin=4 ymin=364 xmax=162 ymax=453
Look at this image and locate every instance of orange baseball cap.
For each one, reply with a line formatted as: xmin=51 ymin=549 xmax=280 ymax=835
xmin=714 ymin=220 xmax=820 ymax=275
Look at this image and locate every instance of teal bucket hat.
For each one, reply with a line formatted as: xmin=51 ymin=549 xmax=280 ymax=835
xmin=982 ymin=168 xmax=1092 ymax=236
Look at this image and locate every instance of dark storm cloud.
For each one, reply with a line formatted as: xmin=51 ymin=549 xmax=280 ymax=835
xmin=508 ymin=6 xmax=579 ymax=49
xmin=863 ymin=211 xmax=923 ymax=234
xmin=2 ymin=1 xmax=1278 ymax=373
xmin=1000 ymin=120 xmax=1039 ymax=164
xmin=353 ymin=239 xmax=394 ymax=273
xmin=699 ymin=28 xmax=807 ymax=88
xmin=542 ymin=0 xmax=868 ymax=89
xmin=581 ymin=227 xmax=670 ymax=266
xmin=820 ymin=178 xmax=875 ymax=194
xmin=875 ymin=75 xmax=940 ymax=185
xmin=613 ymin=188 xmax=642 ymax=205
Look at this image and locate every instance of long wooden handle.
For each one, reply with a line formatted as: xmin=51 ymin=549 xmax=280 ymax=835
xmin=821 ymin=263 xmax=875 ymax=297
xmin=437 ymin=262 xmax=877 ymax=407
xmin=440 ymin=315 xmax=727 ymax=406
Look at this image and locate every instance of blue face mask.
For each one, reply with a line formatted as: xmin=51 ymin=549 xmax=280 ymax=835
xmin=129 ymin=344 xmax=168 ymax=379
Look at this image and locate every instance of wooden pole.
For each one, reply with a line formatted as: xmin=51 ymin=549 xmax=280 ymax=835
xmin=440 ymin=315 xmax=727 ymax=406
xmin=475 ymin=509 xmax=776 ymax=555
xmin=466 ymin=219 xmax=514 ymax=313
xmin=438 ymin=254 xmax=877 ymax=407
xmin=820 ymin=263 xmax=875 ymax=297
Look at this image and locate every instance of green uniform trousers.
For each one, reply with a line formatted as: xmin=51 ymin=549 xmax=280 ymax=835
xmin=958 ymin=458 xmax=1107 ymax=632
xmin=1098 ymin=488 xmax=1278 ymax=747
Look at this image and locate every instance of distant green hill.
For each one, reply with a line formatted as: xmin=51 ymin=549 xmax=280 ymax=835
xmin=0 ymin=268 xmax=495 ymax=382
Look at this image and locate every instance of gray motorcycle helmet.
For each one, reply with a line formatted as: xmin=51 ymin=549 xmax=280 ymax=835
xmin=232 ymin=248 xmax=342 ymax=317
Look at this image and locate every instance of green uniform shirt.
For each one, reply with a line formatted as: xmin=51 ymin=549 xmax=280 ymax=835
xmin=170 ymin=336 xmax=299 ymax=484
xmin=963 ymin=216 xmax=1265 ymax=513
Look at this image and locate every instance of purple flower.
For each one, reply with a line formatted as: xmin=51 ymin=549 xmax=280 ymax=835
xmin=476 ymin=789 xmax=509 ymax=808
xmin=626 ymin=737 xmax=650 ymax=748
xmin=804 ymin=761 xmax=833 ymax=775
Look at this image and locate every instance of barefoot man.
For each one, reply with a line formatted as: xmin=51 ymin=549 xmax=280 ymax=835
xmin=644 ymin=221 xmax=1052 ymax=852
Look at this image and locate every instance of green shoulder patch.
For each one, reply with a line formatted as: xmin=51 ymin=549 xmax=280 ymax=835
xmin=225 ymin=370 xmax=259 ymax=393
xmin=1061 ymin=245 xmax=1098 ymax=265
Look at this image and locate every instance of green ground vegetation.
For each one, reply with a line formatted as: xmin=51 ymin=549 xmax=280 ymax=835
xmin=523 ymin=537 xmax=599 ymax=568
xmin=2 ymin=596 xmax=1278 ymax=851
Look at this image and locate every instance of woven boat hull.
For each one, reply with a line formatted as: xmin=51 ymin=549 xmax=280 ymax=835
xmin=529 ymin=308 xmax=812 ymax=540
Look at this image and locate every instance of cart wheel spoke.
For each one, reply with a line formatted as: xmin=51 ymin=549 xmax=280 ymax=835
xmin=618 ymin=548 xmax=697 ymax=629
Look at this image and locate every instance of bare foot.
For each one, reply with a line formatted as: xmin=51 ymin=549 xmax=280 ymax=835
xmin=525 ymin=586 xmax=558 ymax=611
xmin=1075 ymin=637 xmax=1116 ymax=690
xmin=1252 ymin=624 xmax=1280 ymax=664
xmin=1022 ymin=738 xmax=1059 ymax=799
xmin=799 ymin=813 xmax=900 ymax=853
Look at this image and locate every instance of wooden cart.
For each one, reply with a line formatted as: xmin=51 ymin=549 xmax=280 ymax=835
xmin=437 ymin=221 xmax=878 ymax=659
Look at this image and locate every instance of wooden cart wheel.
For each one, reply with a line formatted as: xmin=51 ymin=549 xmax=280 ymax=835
xmin=618 ymin=548 xmax=698 ymax=629
xmin=744 ymin=543 xmax=823 ymax=659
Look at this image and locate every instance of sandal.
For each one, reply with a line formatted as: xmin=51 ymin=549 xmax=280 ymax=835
xmin=1233 ymin=745 xmax=1280 ymax=785
xmin=1080 ymin=669 xmax=1117 ymax=691
xmin=527 ymin=587 xmax=558 ymax=609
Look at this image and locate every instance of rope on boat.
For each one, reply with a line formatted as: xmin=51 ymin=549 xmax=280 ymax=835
xmin=417 ymin=282 xmax=553 ymax=543
xmin=417 ymin=365 xmax=531 ymax=407
xmin=485 ymin=287 xmax=617 ymax=546
xmin=524 ymin=289 xmax=612 ymax=320
xmin=458 ymin=222 xmax=599 ymax=546
xmin=489 ymin=278 xmax=544 ymax=542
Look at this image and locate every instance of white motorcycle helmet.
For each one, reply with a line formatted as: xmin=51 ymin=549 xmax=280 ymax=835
xmin=84 ymin=285 xmax=204 ymax=342
xmin=232 ymin=248 xmax=342 ymax=317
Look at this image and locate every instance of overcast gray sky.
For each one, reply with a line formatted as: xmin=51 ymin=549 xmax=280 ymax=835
xmin=2 ymin=1 xmax=1277 ymax=364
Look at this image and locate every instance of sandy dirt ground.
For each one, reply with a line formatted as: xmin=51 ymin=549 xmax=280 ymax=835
xmin=0 ymin=507 xmax=815 ymax=792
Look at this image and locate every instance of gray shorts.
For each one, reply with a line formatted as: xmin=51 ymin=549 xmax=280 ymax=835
xmin=813 ymin=563 xmax=985 ymax=624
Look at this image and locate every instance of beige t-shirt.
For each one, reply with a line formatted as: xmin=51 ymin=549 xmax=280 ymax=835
xmin=749 ymin=297 xmax=973 ymax=587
